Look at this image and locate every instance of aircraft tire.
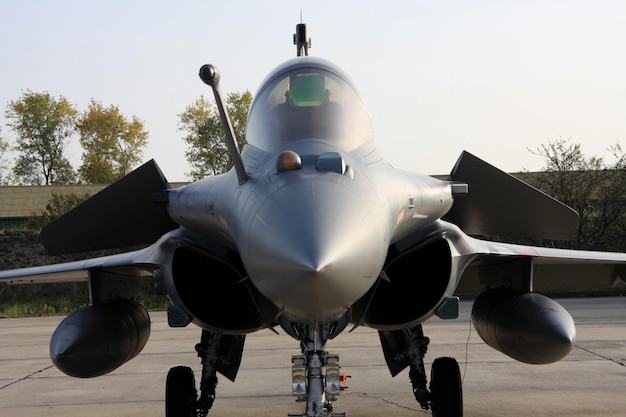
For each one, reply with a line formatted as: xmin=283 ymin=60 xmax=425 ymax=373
xmin=166 ymin=366 xmax=197 ymax=417
xmin=430 ymin=357 xmax=463 ymax=417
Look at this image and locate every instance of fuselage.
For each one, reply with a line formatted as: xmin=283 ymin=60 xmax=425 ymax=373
xmin=168 ymin=57 xmax=455 ymax=324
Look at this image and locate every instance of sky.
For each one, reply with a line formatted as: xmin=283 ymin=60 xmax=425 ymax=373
xmin=1 ymin=0 xmax=625 ymax=181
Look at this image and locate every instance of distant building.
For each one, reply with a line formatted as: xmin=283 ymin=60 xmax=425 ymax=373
xmin=0 ymin=183 xmax=187 ymax=230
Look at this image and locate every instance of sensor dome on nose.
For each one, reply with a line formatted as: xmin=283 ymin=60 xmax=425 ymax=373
xmin=276 ymin=150 xmax=303 ymax=172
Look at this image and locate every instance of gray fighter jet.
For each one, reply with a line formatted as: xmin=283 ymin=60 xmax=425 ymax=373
xmin=2 ymin=24 xmax=626 ymax=417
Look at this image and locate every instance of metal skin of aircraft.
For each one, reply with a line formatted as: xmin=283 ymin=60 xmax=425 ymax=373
xmin=2 ymin=25 xmax=626 ymax=417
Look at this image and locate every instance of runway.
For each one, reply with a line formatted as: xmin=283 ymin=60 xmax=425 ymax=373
xmin=1 ymin=297 xmax=624 ymax=417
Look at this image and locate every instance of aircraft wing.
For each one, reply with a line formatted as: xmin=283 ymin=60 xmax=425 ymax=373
xmin=0 ymin=159 xmax=178 ymax=287
xmin=0 ymin=244 xmax=158 ymax=284
xmin=455 ymin=229 xmax=626 ymax=294
xmin=422 ymin=150 xmax=626 ymax=294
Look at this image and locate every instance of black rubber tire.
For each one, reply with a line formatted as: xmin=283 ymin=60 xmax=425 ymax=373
xmin=430 ymin=357 xmax=463 ymax=417
xmin=166 ymin=366 xmax=197 ymax=417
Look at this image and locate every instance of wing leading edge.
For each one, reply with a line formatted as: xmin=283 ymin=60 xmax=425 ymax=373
xmin=457 ymin=233 xmax=626 ymax=294
xmin=0 ymin=244 xmax=157 ymax=285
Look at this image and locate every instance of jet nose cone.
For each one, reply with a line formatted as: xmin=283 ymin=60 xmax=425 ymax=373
xmin=241 ymin=178 xmax=388 ymax=322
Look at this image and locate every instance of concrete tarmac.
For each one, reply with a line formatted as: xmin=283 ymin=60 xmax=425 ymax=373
xmin=1 ymin=297 xmax=624 ymax=417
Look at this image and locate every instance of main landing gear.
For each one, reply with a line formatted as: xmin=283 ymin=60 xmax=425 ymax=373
xmin=165 ymin=329 xmax=245 ymax=417
xmin=429 ymin=357 xmax=463 ymax=417
xmin=380 ymin=324 xmax=463 ymax=417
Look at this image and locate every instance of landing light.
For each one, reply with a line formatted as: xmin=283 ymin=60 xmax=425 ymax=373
xmin=292 ymin=355 xmax=307 ymax=400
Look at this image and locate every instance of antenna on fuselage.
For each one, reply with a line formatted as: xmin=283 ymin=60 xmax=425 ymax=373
xmin=293 ymin=11 xmax=311 ymax=57
xmin=198 ymin=64 xmax=248 ymax=184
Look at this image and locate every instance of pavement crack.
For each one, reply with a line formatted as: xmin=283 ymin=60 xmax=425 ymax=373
xmin=352 ymin=391 xmax=429 ymax=414
xmin=575 ymin=344 xmax=625 ymax=367
xmin=0 ymin=365 xmax=54 ymax=390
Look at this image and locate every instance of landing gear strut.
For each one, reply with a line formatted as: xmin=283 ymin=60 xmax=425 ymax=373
xmin=405 ymin=325 xmax=431 ymax=409
xmin=288 ymin=324 xmax=349 ymax=417
xmin=380 ymin=324 xmax=463 ymax=417
xmin=165 ymin=329 xmax=245 ymax=417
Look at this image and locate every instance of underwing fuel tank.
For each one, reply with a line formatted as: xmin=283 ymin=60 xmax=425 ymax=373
xmin=471 ymin=288 xmax=576 ymax=364
xmin=50 ymin=299 xmax=151 ymax=378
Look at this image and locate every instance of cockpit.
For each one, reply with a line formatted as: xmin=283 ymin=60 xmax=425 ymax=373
xmin=246 ymin=57 xmax=373 ymax=152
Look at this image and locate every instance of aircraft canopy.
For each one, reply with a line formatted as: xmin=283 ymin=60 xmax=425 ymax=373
xmin=246 ymin=57 xmax=373 ymax=152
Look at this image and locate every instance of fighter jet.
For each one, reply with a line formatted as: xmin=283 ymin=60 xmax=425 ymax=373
xmin=2 ymin=23 xmax=626 ymax=417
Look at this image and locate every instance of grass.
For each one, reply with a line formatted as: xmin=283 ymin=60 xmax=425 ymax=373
xmin=0 ymin=301 xmax=88 ymax=318
xmin=0 ymin=230 xmax=171 ymax=318
xmin=0 ymin=293 xmax=170 ymax=318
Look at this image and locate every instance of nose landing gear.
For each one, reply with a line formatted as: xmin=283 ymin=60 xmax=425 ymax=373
xmin=288 ymin=324 xmax=349 ymax=417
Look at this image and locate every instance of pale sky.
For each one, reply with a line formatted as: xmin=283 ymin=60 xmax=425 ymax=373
xmin=1 ymin=1 xmax=625 ymax=181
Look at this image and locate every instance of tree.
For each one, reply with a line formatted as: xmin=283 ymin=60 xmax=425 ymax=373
xmin=178 ymin=91 xmax=252 ymax=180
xmin=5 ymin=90 xmax=77 ymax=185
xmin=0 ymin=127 xmax=9 ymax=185
xmin=527 ymin=138 xmax=626 ymax=251
xmin=26 ymin=191 xmax=92 ymax=231
xmin=77 ymin=100 xmax=149 ymax=183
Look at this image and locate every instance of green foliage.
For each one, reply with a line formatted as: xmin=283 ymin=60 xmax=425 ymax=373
xmin=0 ymin=230 xmax=169 ymax=317
xmin=527 ymin=138 xmax=626 ymax=251
xmin=179 ymin=91 xmax=252 ymax=180
xmin=0 ymin=127 xmax=9 ymax=185
xmin=0 ymin=301 xmax=85 ymax=318
xmin=5 ymin=90 xmax=77 ymax=185
xmin=3 ymin=88 xmax=249 ymax=184
xmin=0 ymin=229 xmax=49 ymax=270
xmin=77 ymin=100 xmax=149 ymax=183
xmin=0 ymin=282 xmax=89 ymax=318
xmin=0 ymin=281 xmax=169 ymax=318
xmin=137 ymin=294 xmax=170 ymax=311
xmin=26 ymin=191 xmax=92 ymax=230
